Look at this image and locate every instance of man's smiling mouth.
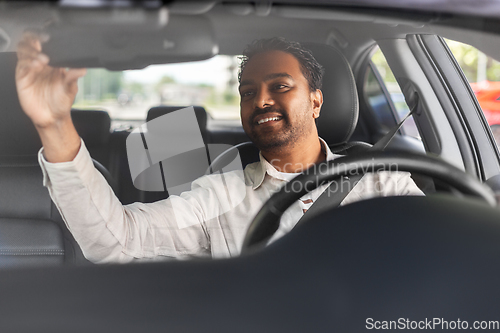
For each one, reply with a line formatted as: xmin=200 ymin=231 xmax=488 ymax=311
xmin=257 ymin=116 xmax=283 ymax=125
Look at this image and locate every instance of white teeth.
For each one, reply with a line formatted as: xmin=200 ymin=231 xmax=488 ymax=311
xmin=257 ymin=117 xmax=281 ymax=125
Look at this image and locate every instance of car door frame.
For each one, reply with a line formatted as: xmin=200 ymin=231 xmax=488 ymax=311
xmin=355 ymin=43 xmax=426 ymax=154
xmin=376 ymin=34 xmax=500 ymax=183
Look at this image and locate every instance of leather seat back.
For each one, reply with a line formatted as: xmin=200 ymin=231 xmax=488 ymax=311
xmin=301 ymin=43 xmax=359 ymax=146
xmin=147 ymin=105 xmax=209 ymax=142
xmin=0 ymin=52 xmax=87 ymax=267
xmin=302 ymin=43 xmax=371 ymax=153
xmin=110 ymin=106 xmax=222 ymax=204
xmin=71 ymin=108 xmax=111 ymax=168
xmin=0 ymin=156 xmax=65 ymax=267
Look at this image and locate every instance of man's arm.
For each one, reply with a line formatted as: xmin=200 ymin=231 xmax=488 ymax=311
xmin=16 ymin=33 xmax=212 ymax=263
xmin=41 ymin=141 xmax=212 ymax=263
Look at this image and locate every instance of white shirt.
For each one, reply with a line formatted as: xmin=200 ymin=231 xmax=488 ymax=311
xmin=39 ymin=139 xmax=423 ymax=263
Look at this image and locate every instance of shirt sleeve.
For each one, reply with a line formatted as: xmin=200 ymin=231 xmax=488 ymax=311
xmin=39 ymin=140 xmax=212 ymax=264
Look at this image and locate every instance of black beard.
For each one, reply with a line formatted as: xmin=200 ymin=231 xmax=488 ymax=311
xmin=245 ymin=104 xmax=315 ymax=153
xmin=250 ymin=128 xmax=292 ymax=151
xmin=245 ymin=107 xmax=290 ymax=151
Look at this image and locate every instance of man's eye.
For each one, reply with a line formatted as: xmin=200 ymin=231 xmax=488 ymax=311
xmin=241 ymin=91 xmax=255 ymax=98
xmin=274 ymin=84 xmax=288 ymax=90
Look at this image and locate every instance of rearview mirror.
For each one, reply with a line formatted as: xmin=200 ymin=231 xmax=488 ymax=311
xmin=43 ymin=14 xmax=218 ymax=70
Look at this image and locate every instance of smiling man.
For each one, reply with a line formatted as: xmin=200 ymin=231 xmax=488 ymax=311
xmin=239 ymin=43 xmax=324 ymax=173
xmin=16 ymin=36 xmax=423 ymax=263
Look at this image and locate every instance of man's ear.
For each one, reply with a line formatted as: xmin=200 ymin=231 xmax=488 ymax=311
xmin=311 ymin=89 xmax=323 ymax=119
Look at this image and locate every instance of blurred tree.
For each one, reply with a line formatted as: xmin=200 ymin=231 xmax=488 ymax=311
xmin=371 ymin=49 xmax=397 ymax=83
xmin=156 ymin=75 xmax=176 ymax=88
xmin=76 ymin=69 xmax=123 ymax=102
xmin=125 ymin=81 xmax=145 ymax=95
xmin=446 ymin=39 xmax=500 ymax=83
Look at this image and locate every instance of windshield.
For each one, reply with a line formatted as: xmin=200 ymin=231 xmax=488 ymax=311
xmin=4 ymin=2 xmax=500 ymax=332
xmin=1 ymin=0 xmax=500 ymax=268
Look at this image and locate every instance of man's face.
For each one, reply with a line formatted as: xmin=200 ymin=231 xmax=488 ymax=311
xmin=239 ymin=50 xmax=322 ymax=152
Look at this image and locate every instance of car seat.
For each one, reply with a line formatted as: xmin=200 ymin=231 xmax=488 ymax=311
xmin=71 ymin=108 xmax=111 ymax=168
xmin=130 ymin=106 xmax=210 ymax=203
xmin=147 ymin=106 xmax=209 ymax=143
xmin=302 ymin=42 xmax=371 ymax=154
xmin=0 ymin=52 xmax=112 ymax=267
xmin=71 ymin=108 xmax=117 ymax=192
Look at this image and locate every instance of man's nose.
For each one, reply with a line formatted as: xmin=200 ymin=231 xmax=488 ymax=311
xmin=253 ymin=87 xmax=274 ymax=109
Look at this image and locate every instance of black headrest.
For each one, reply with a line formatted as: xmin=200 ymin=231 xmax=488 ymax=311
xmin=0 ymin=52 xmax=43 ymax=155
xmin=301 ymin=43 xmax=359 ymax=146
xmin=71 ymin=109 xmax=111 ymax=147
xmin=147 ymin=106 xmax=208 ymax=141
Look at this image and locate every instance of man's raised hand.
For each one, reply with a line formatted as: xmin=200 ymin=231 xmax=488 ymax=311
xmin=15 ymin=30 xmax=87 ymax=129
xmin=15 ymin=30 xmax=86 ymax=162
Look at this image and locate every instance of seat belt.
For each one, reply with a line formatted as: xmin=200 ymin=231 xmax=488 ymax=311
xmin=294 ymin=94 xmax=420 ymax=228
xmin=295 ymin=173 xmax=363 ymax=227
xmin=369 ymin=104 xmax=417 ymax=152
xmin=370 ymin=88 xmax=420 ymax=152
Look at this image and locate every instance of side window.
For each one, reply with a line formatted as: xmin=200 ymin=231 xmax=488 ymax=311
xmin=446 ymin=39 xmax=500 ymax=146
xmin=364 ymin=47 xmax=421 ymax=140
xmin=364 ymin=63 xmax=398 ymax=131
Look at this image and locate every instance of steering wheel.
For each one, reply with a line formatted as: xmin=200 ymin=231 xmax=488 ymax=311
xmin=241 ymin=151 xmax=497 ymax=253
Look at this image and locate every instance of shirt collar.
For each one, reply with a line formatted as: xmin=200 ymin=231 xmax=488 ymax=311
xmin=251 ymin=137 xmax=342 ymax=190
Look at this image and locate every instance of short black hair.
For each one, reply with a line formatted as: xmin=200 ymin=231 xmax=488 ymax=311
xmin=238 ymin=37 xmax=324 ymax=92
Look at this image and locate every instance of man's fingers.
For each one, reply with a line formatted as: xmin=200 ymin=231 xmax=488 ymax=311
xmin=16 ymin=29 xmax=84 ymax=102
xmin=17 ymin=42 xmax=47 ymax=62
xmin=19 ymin=29 xmax=49 ymax=60
xmin=17 ymin=33 xmax=50 ymax=70
xmin=64 ymin=68 xmax=86 ymax=95
xmin=19 ymin=34 xmax=42 ymax=53
xmin=16 ymin=54 xmax=51 ymax=94
xmin=17 ymin=40 xmax=39 ymax=60
xmin=22 ymin=29 xmax=49 ymax=45
xmin=17 ymin=31 xmax=49 ymax=71
xmin=16 ymin=61 xmax=39 ymax=88
xmin=17 ymin=52 xmax=49 ymax=77
xmin=65 ymin=68 xmax=87 ymax=83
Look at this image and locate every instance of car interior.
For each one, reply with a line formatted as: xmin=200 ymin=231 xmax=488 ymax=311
xmin=1 ymin=1 xmax=500 ymax=331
